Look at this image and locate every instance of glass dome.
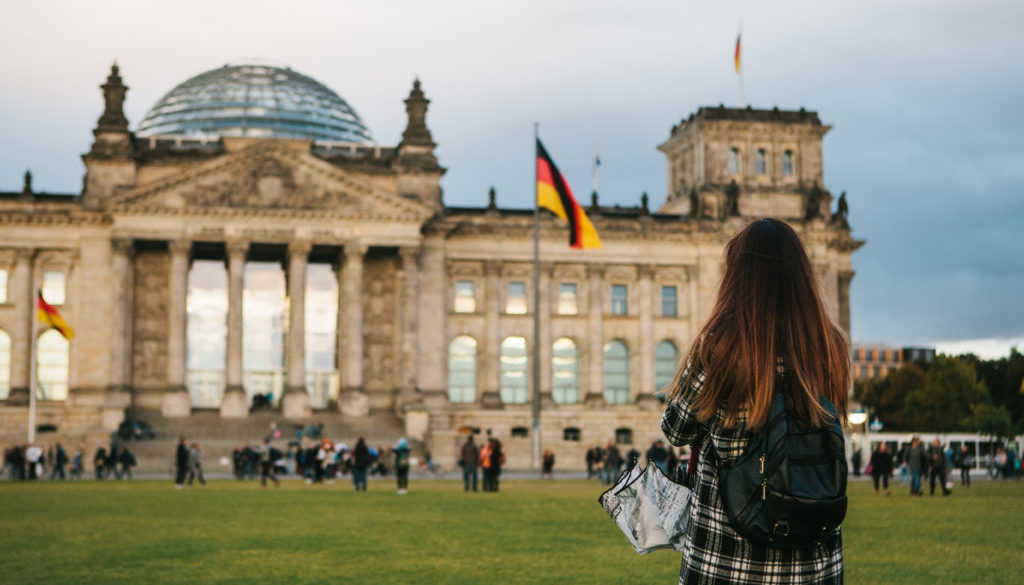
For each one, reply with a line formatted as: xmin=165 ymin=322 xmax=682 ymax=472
xmin=137 ymin=63 xmax=373 ymax=143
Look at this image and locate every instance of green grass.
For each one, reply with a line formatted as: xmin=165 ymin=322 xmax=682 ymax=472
xmin=0 ymin=478 xmax=1020 ymax=584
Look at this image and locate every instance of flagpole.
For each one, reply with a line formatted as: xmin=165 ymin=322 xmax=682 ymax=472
xmin=28 ymin=290 xmax=39 ymax=445
xmin=592 ymin=140 xmax=600 ymax=197
xmin=531 ymin=122 xmax=542 ymax=473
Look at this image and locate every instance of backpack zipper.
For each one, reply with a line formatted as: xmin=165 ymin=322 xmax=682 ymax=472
xmin=760 ymin=453 xmax=767 ymax=500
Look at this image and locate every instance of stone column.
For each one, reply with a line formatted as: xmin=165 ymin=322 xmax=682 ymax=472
xmin=636 ymin=266 xmax=659 ymax=409
xmin=538 ymin=262 xmax=555 ymax=407
xmin=414 ymin=235 xmax=447 ymax=410
xmin=105 ymin=239 xmax=134 ymax=411
xmin=220 ymin=240 xmax=249 ymax=417
xmin=6 ymin=248 xmax=34 ymax=404
xmin=395 ymin=247 xmax=420 ymax=412
xmin=162 ymin=240 xmax=191 ymax=417
xmin=480 ymin=260 xmax=503 ymax=408
xmin=838 ymin=270 xmax=854 ymax=340
xmin=338 ymin=242 xmax=368 ymax=416
xmin=585 ymin=264 xmax=606 ymax=406
xmin=282 ymin=241 xmax=312 ymax=419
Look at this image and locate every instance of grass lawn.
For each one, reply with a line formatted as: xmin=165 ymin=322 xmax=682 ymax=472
xmin=0 ymin=478 xmax=1021 ymax=584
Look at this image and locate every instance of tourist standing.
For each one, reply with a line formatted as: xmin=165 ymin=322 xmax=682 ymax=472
xmin=851 ymin=446 xmax=863 ymax=477
xmin=26 ymin=444 xmax=43 ymax=480
xmin=460 ymin=435 xmax=479 ymax=492
xmin=602 ymin=442 xmax=622 ymax=485
xmin=174 ymin=437 xmax=189 ymax=488
xmin=94 ymin=445 xmax=108 ymax=480
xmin=50 ymin=443 xmax=68 ymax=480
xmin=479 ymin=438 xmax=494 ymax=491
xmin=957 ymin=445 xmax=974 ymax=487
xmin=646 ymin=440 xmax=669 ymax=474
xmin=906 ymin=435 xmax=927 ymax=496
xmin=259 ymin=439 xmax=280 ymax=488
xmin=119 ymin=446 xmax=136 ymax=480
xmin=393 ymin=438 xmax=411 ymax=494
xmin=927 ymin=438 xmax=951 ymax=496
xmin=70 ymin=447 xmax=83 ymax=480
xmin=107 ymin=443 xmax=121 ymax=479
xmin=187 ymin=442 xmax=206 ymax=486
xmin=352 ymin=437 xmax=371 ymax=492
xmin=870 ymin=442 xmax=894 ymax=495
xmin=542 ymin=449 xmax=555 ymax=479
xmin=662 ymin=218 xmax=847 ymax=584
xmin=488 ymin=439 xmax=505 ymax=492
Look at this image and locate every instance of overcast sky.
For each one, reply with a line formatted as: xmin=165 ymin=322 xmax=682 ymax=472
xmin=2 ymin=1 xmax=1021 ymax=358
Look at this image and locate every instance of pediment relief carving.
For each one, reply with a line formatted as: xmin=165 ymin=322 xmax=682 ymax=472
xmin=112 ymin=144 xmax=431 ymax=220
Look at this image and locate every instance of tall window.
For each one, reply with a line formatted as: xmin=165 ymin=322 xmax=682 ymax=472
xmin=0 ymin=268 xmax=7 ymax=303
xmin=558 ymin=282 xmax=578 ymax=315
xmin=661 ymin=285 xmax=678 ymax=317
xmin=305 ymin=263 xmax=339 ymax=409
xmin=755 ymin=149 xmax=766 ymax=175
xmin=604 ymin=339 xmax=630 ymax=404
xmin=552 ymin=337 xmax=579 ymax=404
xmin=37 ymin=329 xmax=69 ymax=400
xmin=782 ymin=150 xmax=793 ymax=177
xmin=506 ymin=281 xmax=527 ymax=314
xmin=0 ymin=330 xmax=10 ymax=399
xmin=448 ymin=336 xmax=477 ymax=403
xmin=655 ymin=340 xmax=679 ymax=400
xmin=501 ymin=336 xmax=529 ymax=404
xmin=610 ymin=284 xmax=627 ymax=316
xmin=42 ymin=270 xmax=65 ymax=305
xmin=728 ymin=148 xmax=739 ymax=175
xmin=186 ymin=260 xmax=227 ymax=409
xmin=454 ymin=280 xmax=475 ymax=313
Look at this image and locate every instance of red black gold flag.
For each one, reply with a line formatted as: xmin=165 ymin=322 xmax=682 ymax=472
xmin=734 ymin=34 xmax=742 ymax=73
xmin=536 ymin=139 xmax=601 ymax=249
xmin=37 ymin=292 xmax=74 ymax=340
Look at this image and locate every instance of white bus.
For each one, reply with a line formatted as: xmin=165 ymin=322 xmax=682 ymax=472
xmin=847 ymin=431 xmax=1022 ymax=476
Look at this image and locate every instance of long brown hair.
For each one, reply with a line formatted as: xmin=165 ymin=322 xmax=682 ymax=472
xmin=670 ymin=218 xmax=850 ymax=430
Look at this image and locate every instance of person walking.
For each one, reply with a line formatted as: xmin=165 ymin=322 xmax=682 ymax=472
xmin=50 ymin=443 xmax=68 ymax=480
xmin=488 ymin=439 xmax=505 ymax=492
xmin=174 ymin=437 xmax=189 ymax=489
xmin=906 ymin=435 xmax=927 ymax=496
xmin=957 ymin=445 xmax=974 ymax=487
xmin=927 ymin=438 xmax=951 ymax=496
xmin=107 ymin=443 xmax=121 ymax=479
xmin=870 ymin=442 xmax=894 ymax=495
xmin=393 ymin=438 xmax=411 ymax=494
xmin=602 ymin=442 xmax=622 ymax=485
xmin=259 ymin=439 xmax=280 ymax=488
xmin=662 ymin=218 xmax=848 ymax=584
xmin=352 ymin=437 xmax=371 ymax=492
xmin=70 ymin=447 xmax=83 ymax=480
xmin=460 ymin=435 xmax=479 ymax=492
xmin=186 ymin=442 xmax=206 ymax=486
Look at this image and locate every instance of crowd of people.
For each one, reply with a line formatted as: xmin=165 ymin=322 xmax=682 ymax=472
xmin=3 ymin=441 xmax=136 ymax=481
xmin=585 ymin=439 xmax=690 ymax=485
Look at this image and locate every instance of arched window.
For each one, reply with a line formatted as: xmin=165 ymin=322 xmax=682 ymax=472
xmin=448 ymin=336 xmax=477 ymax=403
xmin=782 ymin=150 xmax=793 ymax=177
xmin=552 ymin=337 xmax=579 ymax=404
xmin=37 ymin=329 xmax=69 ymax=400
xmin=0 ymin=329 xmax=10 ymax=400
xmin=728 ymin=148 xmax=740 ymax=175
xmin=604 ymin=339 xmax=630 ymax=405
xmin=655 ymin=340 xmax=679 ymax=400
xmin=500 ymin=336 xmax=529 ymax=404
xmin=755 ymin=149 xmax=766 ymax=175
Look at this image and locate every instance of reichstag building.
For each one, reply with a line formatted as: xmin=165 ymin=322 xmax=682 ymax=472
xmin=0 ymin=62 xmax=861 ymax=469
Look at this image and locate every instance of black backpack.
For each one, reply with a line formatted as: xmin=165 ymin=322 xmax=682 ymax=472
xmin=716 ymin=377 xmax=848 ymax=549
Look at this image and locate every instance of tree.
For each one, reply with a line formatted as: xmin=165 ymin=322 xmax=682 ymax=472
xmin=904 ymin=355 xmax=989 ymax=432
xmin=963 ymin=403 xmax=1015 ymax=441
xmin=855 ymin=364 xmax=925 ymax=431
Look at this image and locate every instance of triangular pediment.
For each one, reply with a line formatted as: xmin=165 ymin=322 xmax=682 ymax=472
xmin=110 ymin=142 xmax=432 ymax=221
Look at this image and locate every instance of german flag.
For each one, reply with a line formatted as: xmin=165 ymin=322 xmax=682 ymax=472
xmin=37 ymin=292 xmax=74 ymax=340
xmin=536 ymin=139 xmax=601 ymax=249
xmin=734 ymin=34 xmax=741 ymax=73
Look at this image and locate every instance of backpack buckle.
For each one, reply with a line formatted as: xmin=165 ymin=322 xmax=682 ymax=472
xmin=772 ymin=520 xmax=790 ymax=538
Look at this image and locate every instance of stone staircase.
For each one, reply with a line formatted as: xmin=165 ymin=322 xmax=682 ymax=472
xmin=123 ymin=410 xmax=409 ymax=475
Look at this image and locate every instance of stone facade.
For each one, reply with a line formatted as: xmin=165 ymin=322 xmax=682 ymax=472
xmin=0 ymin=65 xmax=863 ymax=468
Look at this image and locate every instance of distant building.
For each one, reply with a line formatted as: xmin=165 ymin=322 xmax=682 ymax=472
xmin=0 ymin=63 xmax=863 ymax=469
xmin=853 ymin=344 xmax=935 ymax=380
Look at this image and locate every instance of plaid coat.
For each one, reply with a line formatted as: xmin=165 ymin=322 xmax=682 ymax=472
xmin=661 ymin=366 xmax=844 ymax=585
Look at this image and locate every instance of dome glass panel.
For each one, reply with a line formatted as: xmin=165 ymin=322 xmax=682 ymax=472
xmin=137 ymin=63 xmax=373 ymax=143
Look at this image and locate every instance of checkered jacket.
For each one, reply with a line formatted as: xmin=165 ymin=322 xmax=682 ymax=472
xmin=661 ymin=365 xmax=844 ymax=585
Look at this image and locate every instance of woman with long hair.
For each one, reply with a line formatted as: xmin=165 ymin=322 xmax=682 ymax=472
xmin=662 ymin=218 xmax=850 ymax=584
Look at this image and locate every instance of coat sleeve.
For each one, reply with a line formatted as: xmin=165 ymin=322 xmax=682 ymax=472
xmin=661 ymin=362 xmax=705 ymax=447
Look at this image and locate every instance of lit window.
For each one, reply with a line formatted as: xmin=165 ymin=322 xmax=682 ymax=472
xmin=557 ymin=283 xmax=578 ymax=315
xmin=615 ymin=427 xmax=633 ymax=445
xmin=655 ymin=340 xmax=678 ymax=400
xmin=661 ymin=285 xmax=677 ymax=317
xmin=37 ymin=329 xmax=69 ymax=400
xmin=0 ymin=269 xmax=7 ymax=303
xmin=728 ymin=148 xmax=739 ymax=175
xmin=610 ymin=284 xmax=627 ymax=316
xmin=454 ymin=280 xmax=475 ymax=313
xmin=755 ymin=149 xmax=766 ymax=175
xmin=501 ymin=336 xmax=529 ymax=404
xmin=448 ymin=336 xmax=477 ymax=403
xmin=0 ymin=330 xmax=10 ymax=399
xmin=782 ymin=150 xmax=793 ymax=177
xmin=42 ymin=270 xmax=66 ymax=305
xmin=506 ymin=281 xmax=527 ymax=314
xmin=604 ymin=339 xmax=630 ymax=404
xmin=552 ymin=337 xmax=579 ymax=404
